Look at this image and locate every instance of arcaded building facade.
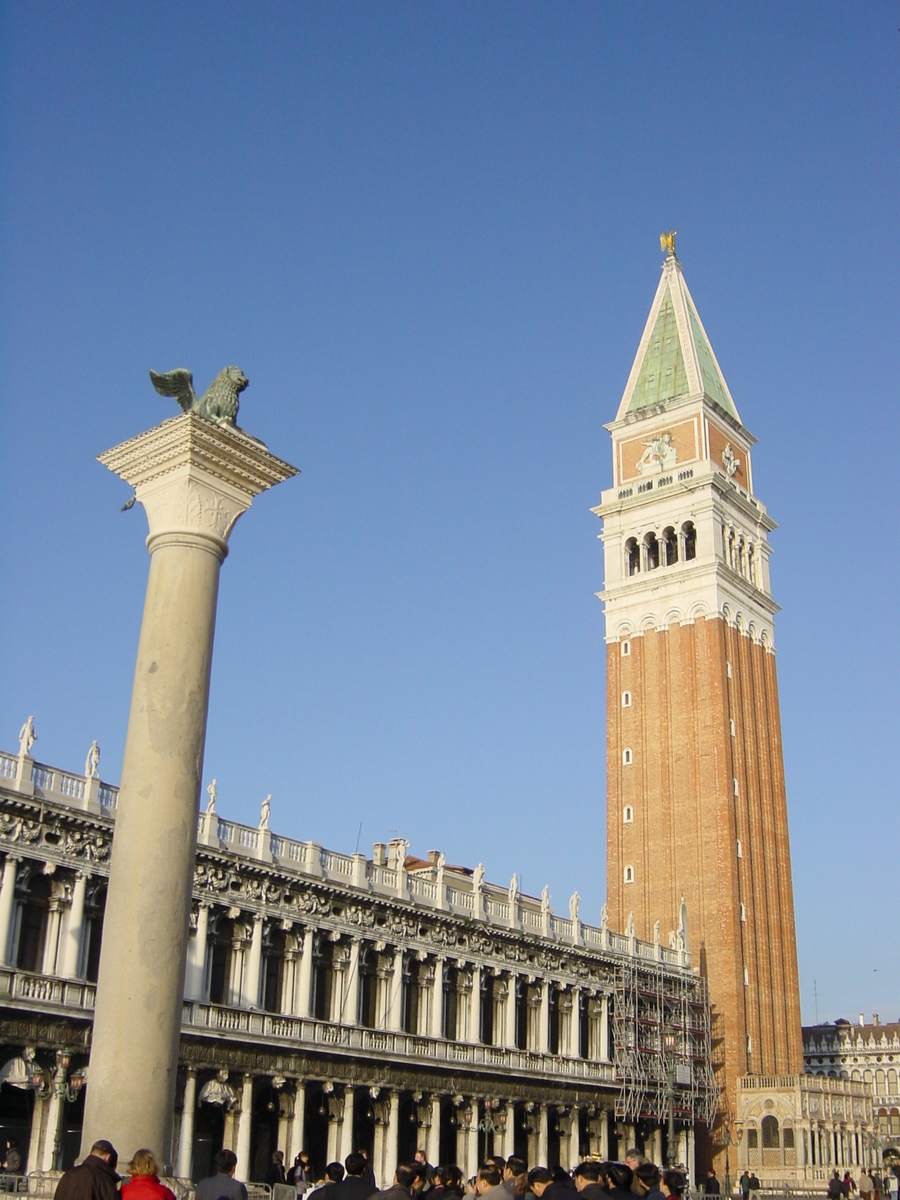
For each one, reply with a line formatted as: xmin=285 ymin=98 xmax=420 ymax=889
xmin=0 ymin=735 xmax=717 ymax=1184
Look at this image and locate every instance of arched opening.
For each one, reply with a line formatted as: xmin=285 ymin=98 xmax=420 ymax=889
xmin=783 ymin=1125 xmax=795 ymax=1165
xmin=313 ymin=937 xmax=336 ymax=1021
xmin=622 ymin=748 xmax=633 ymax=765
xmin=262 ymin=927 xmax=285 ymax=1014
xmin=515 ymin=978 xmax=529 ymax=1050
xmin=207 ymin=914 xmax=235 ymax=1006
xmin=404 ymin=958 xmax=424 ymax=1035
xmin=304 ymin=1085 xmax=330 ymax=1180
xmin=16 ymin=874 xmax=51 ymax=973
xmin=397 ymin=1092 xmax=418 ymax=1167
xmin=480 ymin=972 xmax=494 ymax=1045
xmin=761 ymin=1115 xmax=780 ymax=1165
xmin=358 ymin=945 xmax=379 ymax=1029
xmin=83 ymin=885 xmax=106 ymax=983
xmin=443 ymin=963 xmax=459 ymax=1039
xmin=547 ymin=1105 xmax=562 ymax=1170
xmin=0 ymin=1074 xmax=35 ymax=1169
xmin=548 ymin=986 xmax=560 ymax=1055
xmin=663 ymin=527 xmax=678 ymax=566
xmin=193 ymin=1098 xmax=225 ymax=1183
xmin=644 ymin=532 xmax=660 ymax=571
xmin=625 ymin=539 xmax=640 ymax=576
xmin=352 ymin=1085 xmax=376 ymax=1160
xmin=682 ymin=521 xmax=697 ymax=561
xmin=624 ymin=865 xmax=634 ymax=885
xmin=623 ymin=806 xmax=633 ymax=824
xmin=250 ymin=1081 xmax=279 ymax=1182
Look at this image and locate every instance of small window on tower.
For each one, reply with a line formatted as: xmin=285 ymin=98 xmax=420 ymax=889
xmin=623 ymin=806 xmax=634 ymax=824
xmin=682 ymin=521 xmax=697 ymax=561
xmin=726 ymin=660 xmax=732 ymax=679
xmin=622 ymin=748 xmax=633 ymax=766
xmin=736 ymin=839 xmax=743 ymax=858
xmin=744 ymin=967 xmax=750 ymax=986
xmin=740 ymin=903 xmax=746 ymax=922
xmin=621 ymin=640 xmax=631 ymax=657
xmin=624 ymin=865 xmax=634 ymax=885
xmin=730 ymin=718 xmax=736 ymax=738
xmin=625 ymin=539 xmax=641 ymax=577
xmin=663 ymin=526 xmax=678 ymax=567
xmin=622 ymin=691 xmax=632 ymax=708
xmin=733 ymin=777 xmax=739 ymax=797
xmin=644 ymin=532 xmax=660 ymax=570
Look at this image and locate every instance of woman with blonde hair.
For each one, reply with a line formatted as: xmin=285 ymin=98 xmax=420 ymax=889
xmin=121 ymin=1150 xmax=176 ymax=1200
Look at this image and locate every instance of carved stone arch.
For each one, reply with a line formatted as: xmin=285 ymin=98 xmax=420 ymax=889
xmin=614 ymin=620 xmax=635 ymax=640
xmin=734 ymin=611 xmax=744 ymax=631
xmin=689 ymin=601 xmax=709 ymax=621
xmin=747 ymin=620 xmax=758 ymax=643
xmin=663 ymin=606 xmax=686 ymax=628
xmin=721 ymin=602 xmax=733 ymax=624
xmin=640 ymin=612 xmax=657 ymax=632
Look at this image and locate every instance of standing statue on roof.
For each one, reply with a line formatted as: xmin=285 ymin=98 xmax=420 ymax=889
xmin=206 ymin=779 xmax=217 ymax=816
xmin=18 ymin=717 xmax=36 ymax=758
xmin=84 ymin=740 xmax=100 ymax=779
xmin=259 ymin=794 xmax=271 ymax=830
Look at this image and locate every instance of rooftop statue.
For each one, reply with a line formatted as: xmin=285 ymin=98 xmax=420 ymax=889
xmin=149 ymin=366 xmax=249 ymax=426
xmin=18 ymin=717 xmax=36 ymax=758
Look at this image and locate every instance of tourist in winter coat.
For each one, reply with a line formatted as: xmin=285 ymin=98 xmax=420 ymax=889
xmin=121 ymin=1150 xmax=175 ymax=1200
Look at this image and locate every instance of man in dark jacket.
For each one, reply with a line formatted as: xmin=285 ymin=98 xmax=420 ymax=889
xmin=634 ymin=1161 xmax=663 ymax=1200
xmin=573 ymin=1160 xmax=607 ymax=1200
xmin=53 ymin=1140 xmax=119 ymax=1200
xmin=338 ymin=1153 xmax=378 ymax=1200
xmin=705 ymin=1170 xmax=721 ymax=1197
xmin=605 ymin=1163 xmax=635 ymax=1200
xmin=380 ymin=1164 xmax=418 ymax=1200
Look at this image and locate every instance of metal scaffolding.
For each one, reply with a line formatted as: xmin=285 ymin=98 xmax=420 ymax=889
xmin=612 ymin=956 xmax=719 ymax=1128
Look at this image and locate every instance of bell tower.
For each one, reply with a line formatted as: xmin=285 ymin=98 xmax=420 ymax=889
xmin=593 ymin=237 xmax=804 ymax=1151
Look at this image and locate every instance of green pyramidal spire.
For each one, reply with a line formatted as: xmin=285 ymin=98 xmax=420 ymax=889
xmin=617 ymin=247 xmax=740 ymax=424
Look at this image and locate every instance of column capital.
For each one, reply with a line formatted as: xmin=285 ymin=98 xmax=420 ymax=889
xmin=98 ymin=413 xmax=298 ymax=560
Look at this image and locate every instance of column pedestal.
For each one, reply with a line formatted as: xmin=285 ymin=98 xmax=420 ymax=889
xmin=82 ymin=413 xmax=297 ymax=1168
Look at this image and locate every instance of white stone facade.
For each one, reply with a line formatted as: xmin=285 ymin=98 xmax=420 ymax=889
xmin=0 ymin=739 xmax=715 ymax=1186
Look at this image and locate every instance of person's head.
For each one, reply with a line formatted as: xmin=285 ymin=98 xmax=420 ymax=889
xmin=487 ymin=1158 xmax=507 ymax=1173
xmin=326 ymin=1164 xmax=345 ymax=1183
xmin=395 ymin=1164 xmax=418 ymax=1191
xmin=437 ymin=1165 xmax=465 ymax=1194
xmin=605 ymin=1164 xmax=633 ymax=1194
xmin=505 ymin=1159 xmax=527 ymax=1182
xmin=274 ymin=1152 xmax=284 ymax=1163
xmin=90 ymin=1141 xmax=118 ymax=1171
xmin=634 ymin=1163 xmax=661 ymax=1195
xmin=660 ymin=1171 xmax=685 ymax=1200
xmin=624 ymin=1152 xmax=643 ymax=1173
xmin=5 ymin=1139 xmax=18 ymax=1151
xmin=126 ymin=1150 xmax=159 ymax=1179
xmin=527 ymin=1167 xmax=553 ymax=1197
xmin=573 ymin=1162 xmax=602 ymax=1191
xmin=346 ymin=1152 xmax=368 ymax=1178
xmin=415 ymin=1151 xmax=428 ymax=1166
xmin=214 ymin=1149 xmax=238 ymax=1177
xmin=476 ymin=1165 xmax=502 ymax=1194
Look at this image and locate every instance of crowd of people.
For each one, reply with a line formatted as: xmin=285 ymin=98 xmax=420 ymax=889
xmin=45 ymin=1137 xmax=900 ymax=1200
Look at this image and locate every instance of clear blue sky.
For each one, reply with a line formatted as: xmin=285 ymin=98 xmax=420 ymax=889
xmin=1 ymin=4 xmax=897 ymax=1025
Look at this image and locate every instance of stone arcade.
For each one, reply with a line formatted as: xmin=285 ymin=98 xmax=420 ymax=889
xmin=0 ymin=737 xmax=715 ymax=1183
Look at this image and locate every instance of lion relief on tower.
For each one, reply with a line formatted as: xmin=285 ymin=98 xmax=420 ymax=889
xmin=636 ymin=432 xmax=677 ymax=476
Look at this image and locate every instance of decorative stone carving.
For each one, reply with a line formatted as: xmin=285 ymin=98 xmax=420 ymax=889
xmin=569 ymin=892 xmax=580 ymax=923
xmin=259 ymin=795 xmax=271 ymax=831
xmin=722 ymin=443 xmax=740 ymax=478
xmin=84 ymin=741 xmax=100 ymax=779
xmin=18 ymin=718 xmax=36 ymax=757
xmin=637 ymin=433 xmax=677 ymax=476
xmin=150 ymin=366 xmax=249 ymax=427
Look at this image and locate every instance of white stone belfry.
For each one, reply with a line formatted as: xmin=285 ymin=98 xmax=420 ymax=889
xmin=81 ymin=412 xmax=297 ymax=1167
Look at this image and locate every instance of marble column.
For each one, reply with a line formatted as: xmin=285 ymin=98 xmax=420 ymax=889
xmin=503 ymin=1102 xmax=515 ymax=1159
xmin=243 ymin=915 xmax=264 ymax=1009
xmin=505 ymin=975 xmax=518 ymax=1049
xmin=467 ymin=1099 xmax=479 ymax=1179
xmin=289 ymin=1083 xmax=306 ymax=1161
xmin=538 ymin=981 xmax=550 ymax=1054
xmin=176 ymin=1069 xmax=197 ymax=1179
xmin=83 ymin=413 xmax=296 ymax=1167
xmin=388 ymin=949 xmax=404 ymax=1032
xmin=431 ymin=956 xmax=444 ymax=1037
xmin=42 ymin=901 xmax=62 ymax=976
xmin=185 ymin=903 xmax=210 ymax=1001
xmin=469 ymin=965 xmax=481 ymax=1044
xmin=0 ymin=857 xmax=19 ymax=966
xmin=296 ymin=928 xmax=314 ymax=1017
xmin=599 ymin=1111 xmax=609 ymax=1161
xmin=235 ymin=1074 xmax=254 ymax=1180
xmin=537 ymin=1104 xmax=549 ymax=1167
xmin=570 ymin=986 xmax=581 ymax=1057
xmin=342 ymin=1086 xmax=355 ymax=1159
xmin=60 ymin=872 xmax=88 ymax=979
xmin=384 ymin=1091 xmax=399 ymax=1188
xmin=343 ymin=938 xmax=361 ymax=1025
xmin=569 ymin=1106 xmax=580 ymax=1169
xmin=427 ymin=1095 xmax=441 ymax=1166
xmin=599 ymin=994 xmax=610 ymax=1061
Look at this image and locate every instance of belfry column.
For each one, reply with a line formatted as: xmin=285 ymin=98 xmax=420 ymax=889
xmin=82 ymin=412 xmax=297 ymax=1166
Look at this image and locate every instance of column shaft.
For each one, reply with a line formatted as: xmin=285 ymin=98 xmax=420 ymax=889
xmin=296 ymin=928 xmax=314 ymax=1017
xmin=343 ymin=940 xmax=361 ymax=1024
xmin=467 ymin=1099 xmax=479 ymax=1179
xmin=469 ymin=965 xmax=481 ymax=1044
xmin=388 ymin=950 xmax=404 ymax=1031
xmin=289 ymin=1083 xmax=305 ymax=1160
xmin=569 ymin=1107 xmax=580 ymax=1169
xmin=342 ymin=1087 xmax=355 ymax=1159
xmin=61 ymin=873 xmax=88 ymax=979
xmin=176 ymin=1070 xmax=197 ymax=1179
xmin=431 ymin=957 xmax=444 ymax=1037
xmin=243 ymin=915 xmax=264 ymax=1009
xmin=82 ymin=536 xmax=224 ymax=1167
xmin=538 ymin=1104 xmax=549 ymax=1167
xmin=42 ymin=905 xmax=62 ymax=976
xmin=0 ymin=858 xmax=19 ymax=966
xmin=384 ymin=1091 xmax=399 ymax=1187
xmin=504 ymin=1102 xmax=515 ymax=1159
xmin=505 ymin=976 xmax=517 ymax=1048
xmin=427 ymin=1095 xmax=441 ymax=1165
xmin=600 ymin=994 xmax=610 ymax=1061
xmin=235 ymin=1074 xmax=254 ymax=1180
xmin=538 ymin=981 xmax=550 ymax=1054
